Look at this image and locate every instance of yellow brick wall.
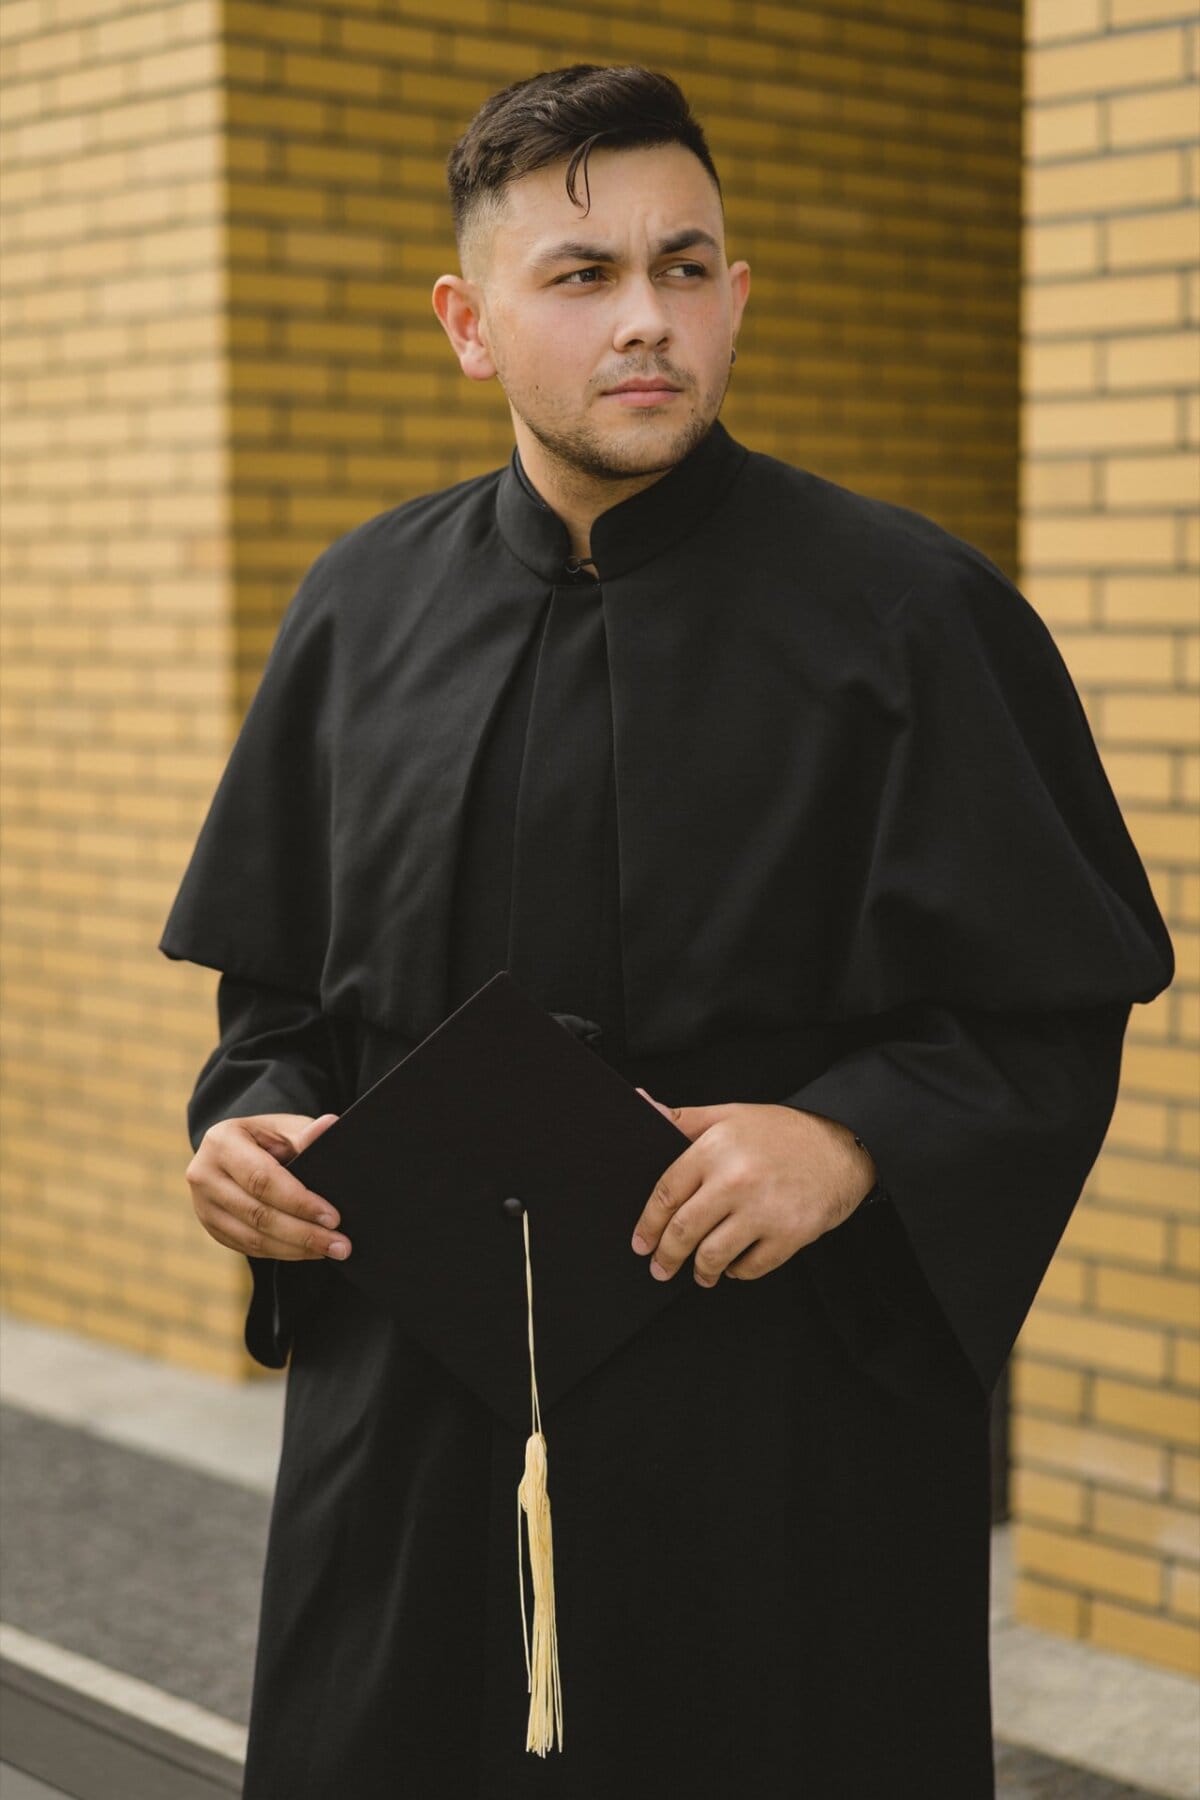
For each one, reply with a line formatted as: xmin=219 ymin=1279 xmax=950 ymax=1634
xmin=0 ymin=0 xmax=252 ymax=1376
xmin=222 ymin=0 xmax=1027 ymax=703
xmin=1012 ymin=0 xmax=1200 ymax=1678
xmin=1 ymin=2 xmax=1027 ymax=1378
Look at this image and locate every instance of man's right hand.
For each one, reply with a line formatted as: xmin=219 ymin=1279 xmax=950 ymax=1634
xmin=186 ymin=1112 xmax=351 ymax=1261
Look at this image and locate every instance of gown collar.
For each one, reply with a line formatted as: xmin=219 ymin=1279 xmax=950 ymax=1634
xmin=496 ymin=417 xmax=748 ymax=583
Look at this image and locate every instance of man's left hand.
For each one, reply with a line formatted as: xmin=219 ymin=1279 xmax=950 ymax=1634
xmin=630 ymin=1096 xmax=878 ymax=1286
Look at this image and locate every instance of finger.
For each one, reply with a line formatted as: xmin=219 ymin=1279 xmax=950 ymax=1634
xmin=199 ymin=1197 xmax=304 ymax=1259
xmin=630 ymin=1143 xmax=707 ymax=1257
xmin=242 ymin=1115 xmax=341 ymax=1210
xmin=205 ymin=1192 xmax=351 ymax=1261
xmin=670 ymin=1102 xmax=733 ymax=1140
xmin=723 ymin=1240 xmax=785 ymax=1282
xmin=198 ymin=1170 xmax=351 ymax=1261
xmin=647 ymin=1188 xmax=730 ymax=1282
xmin=285 ymin=1113 xmax=340 ymax=1157
xmin=200 ymin=1197 xmax=343 ymax=1262
xmin=241 ymin=1117 xmax=313 ymax=1163
xmin=203 ymin=1170 xmax=352 ymax=1258
xmin=215 ymin=1130 xmax=342 ymax=1231
xmin=634 ymin=1093 xmax=731 ymax=1144
xmin=691 ymin=1220 xmax=760 ymax=1288
xmin=635 ymin=1087 xmax=674 ymax=1116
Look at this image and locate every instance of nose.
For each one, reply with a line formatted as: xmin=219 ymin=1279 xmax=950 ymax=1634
xmin=612 ymin=273 xmax=671 ymax=354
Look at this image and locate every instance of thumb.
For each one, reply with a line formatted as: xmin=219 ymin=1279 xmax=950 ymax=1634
xmin=257 ymin=1113 xmax=339 ymax=1163
xmin=635 ymin=1090 xmax=723 ymax=1141
xmin=292 ymin=1112 xmax=340 ymax=1154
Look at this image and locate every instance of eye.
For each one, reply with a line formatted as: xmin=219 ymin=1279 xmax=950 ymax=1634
xmin=663 ymin=261 xmax=707 ymax=278
xmin=556 ymin=266 xmax=607 ymax=286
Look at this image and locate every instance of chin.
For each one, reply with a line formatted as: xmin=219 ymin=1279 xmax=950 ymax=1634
xmin=521 ymin=400 xmax=715 ymax=483
xmin=607 ymin=411 xmax=711 ymax=464
xmin=606 ymin=415 xmax=688 ymax=448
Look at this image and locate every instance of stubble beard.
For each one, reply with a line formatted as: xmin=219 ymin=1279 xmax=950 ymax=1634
xmin=508 ymin=365 xmax=732 ymax=485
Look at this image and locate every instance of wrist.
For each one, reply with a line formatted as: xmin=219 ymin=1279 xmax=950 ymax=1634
xmin=851 ymin=1129 xmax=876 ymax=1180
xmin=850 ymin=1132 xmax=884 ymax=1210
xmin=816 ymin=1116 xmax=878 ymax=1227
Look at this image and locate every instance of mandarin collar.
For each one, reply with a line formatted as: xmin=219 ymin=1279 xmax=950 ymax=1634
xmin=496 ymin=418 xmax=748 ymax=583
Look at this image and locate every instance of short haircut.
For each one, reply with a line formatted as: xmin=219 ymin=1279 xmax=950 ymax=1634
xmin=446 ymin=64 xmax=722 ymax=264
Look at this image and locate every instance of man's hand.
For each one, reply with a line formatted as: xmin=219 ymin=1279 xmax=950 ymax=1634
xmin=630 ymin=1096 xmax=877 ymax=1286
xmin=186 ymin=1112 xmax=352 ymax=1262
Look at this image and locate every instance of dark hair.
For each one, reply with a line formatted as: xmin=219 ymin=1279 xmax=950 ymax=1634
xmin=446 ymin=64 xmax=721 ymax=250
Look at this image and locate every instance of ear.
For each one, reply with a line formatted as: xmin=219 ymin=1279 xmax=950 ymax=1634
xmin=432 ymin=274 xmax=496 ymax=382
xmin=728 ymin=258 xmax=751 ymax=343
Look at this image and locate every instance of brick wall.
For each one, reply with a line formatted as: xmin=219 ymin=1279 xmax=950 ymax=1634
xmin=1012 ymin=0 xmax=1199 ymax=1678
xmin=220 ymin=0 xmax=1027 ymax=706
xmin=0 ymin=0 xmax=248 ymax=1375
xmin=1 ymin=1 xmax=1027 ymax=1378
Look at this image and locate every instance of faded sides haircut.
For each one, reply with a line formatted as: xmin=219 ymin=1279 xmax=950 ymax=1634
xmin=445 ymin=64 xmax=723 ymax=272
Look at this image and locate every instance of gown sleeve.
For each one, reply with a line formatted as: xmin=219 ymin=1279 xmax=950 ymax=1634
xmin=827 ymin=555 xmax=1173 ymax=1014
xmin=158 ymin=547 xmax=337 ymax=996
xmin=187 ymin=971 xmax=354 ymax=1368
xmin=785 ymin=996 xmax=1132 ymax=1403
xmin=780 ymin=554 xmax=1173 ymax=1396
xmin=783 ymin=555 xmax=1173 ymax=1404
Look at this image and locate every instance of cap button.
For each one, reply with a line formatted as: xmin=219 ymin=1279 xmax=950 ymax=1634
xmin=501 ymin=1195 xmax=525 ymax=1220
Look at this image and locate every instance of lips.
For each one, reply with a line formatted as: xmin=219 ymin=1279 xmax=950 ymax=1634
xmin=605 ymin=381 xmax=680 ymax=396
xmin=602 ymin=379 xmax=682 ymax=408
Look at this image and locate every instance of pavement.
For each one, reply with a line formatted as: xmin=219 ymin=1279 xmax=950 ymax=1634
xmin=3 ymin=1773 xmax=66 ymax=1798
xmin=1 ymin=1312 xmax=1196 ymax=1800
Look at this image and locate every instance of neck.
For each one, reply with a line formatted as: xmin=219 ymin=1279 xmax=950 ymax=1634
xmin=512 ymin=424 xmax=676 ymax=561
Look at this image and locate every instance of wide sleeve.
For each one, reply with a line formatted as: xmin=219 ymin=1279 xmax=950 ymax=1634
xmin=786 ymin=997 xmax=1132 ymax=1402
xmin=784 ymin=555 xmax=1174 ymax=1404
xmin=187 ymin=971 xmax=356 ymax=1369
xmin=834 ymin=553 xmax=1174 ymax=1014
xmin=158 ymin=546 xmax=337 ymax=997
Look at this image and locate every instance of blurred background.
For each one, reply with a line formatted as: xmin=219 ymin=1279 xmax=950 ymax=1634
xmin=1 ymin=0 xmax=1197 ymax=1795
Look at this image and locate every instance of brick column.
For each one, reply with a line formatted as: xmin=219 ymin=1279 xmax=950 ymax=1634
xmin=1013 ymin=0 xmax=1199 ymax=1678
xmin=0 ymin=0 xmax=248 ymax=1374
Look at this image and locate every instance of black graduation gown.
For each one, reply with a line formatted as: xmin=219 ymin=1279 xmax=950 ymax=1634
xmin=167 ymin=422 xmax=1174 ymax=1800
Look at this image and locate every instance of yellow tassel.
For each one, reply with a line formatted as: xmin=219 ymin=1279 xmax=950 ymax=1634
xmin=516 ymin=1209 xmax=564 ymax=1754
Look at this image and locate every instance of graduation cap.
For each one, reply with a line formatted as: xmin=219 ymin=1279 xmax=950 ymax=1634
xmin=284 ymin=968 xmax=692 ymax=1757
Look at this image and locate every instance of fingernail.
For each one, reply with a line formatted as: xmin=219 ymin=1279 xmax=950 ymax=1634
xmin=631 ymin=1233 xmax=649 ymax=1253
xmin=327 ymin=1240 xmax=350 ymax=1260
xmin=650 ymin=1261 xmax=669 ymax=1280
xmin=318 ymin=1212 xmax=338 ymax=1228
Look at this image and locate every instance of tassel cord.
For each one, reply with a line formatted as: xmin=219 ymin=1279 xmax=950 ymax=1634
xmin=516 ymin=1208 xmax=564 ymax=1755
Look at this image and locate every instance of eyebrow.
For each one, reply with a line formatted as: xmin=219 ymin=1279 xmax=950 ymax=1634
xmin=530 ymin=228 xmax=721 ymax=269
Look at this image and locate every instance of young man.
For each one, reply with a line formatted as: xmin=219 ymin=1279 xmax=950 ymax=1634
xmin=162 ymin=64 xmax=1173 ymax=1800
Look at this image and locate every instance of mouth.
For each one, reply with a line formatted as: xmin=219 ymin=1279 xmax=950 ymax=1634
xmin=602 ymin=380 xmax=683 ymax=407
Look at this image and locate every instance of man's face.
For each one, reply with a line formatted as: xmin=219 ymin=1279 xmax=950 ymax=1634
xmin=443 ymin=142 xmax=750 ymax=482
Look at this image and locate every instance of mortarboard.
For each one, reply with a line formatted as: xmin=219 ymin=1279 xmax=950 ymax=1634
xmin=284 ymin=969 xmax=692 ymax=1757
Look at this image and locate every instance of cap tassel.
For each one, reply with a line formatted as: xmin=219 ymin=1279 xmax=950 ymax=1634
xmin=516 ymin=1208 xmax=564 ymax=1754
